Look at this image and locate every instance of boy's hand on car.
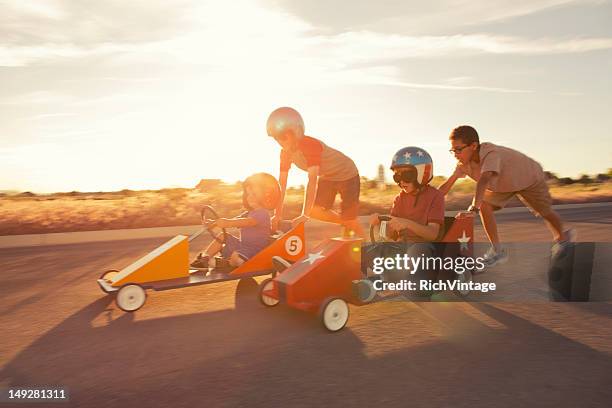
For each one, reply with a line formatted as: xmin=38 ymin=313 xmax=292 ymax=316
xmin=387 ymin=216 xmax=407 ymax=233
xmin=369 ymin=213 xmax=380 ymax=226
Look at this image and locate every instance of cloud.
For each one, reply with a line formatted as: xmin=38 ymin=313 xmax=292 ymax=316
xmin=372 ymin=79 xmax=533 ymax=93
xmin=263 ymin=0 xmax=600 ymax=35
xmin=0 ymin=91 xmax=76 ymax=105
xmin=2 ymin=0 xmax=611 ymax=78
xmin=27 ymin=113 xmax=76 ymax=120
xmin=310 ymin=31 xmax=612 ymax=62
xmin=0 ymin=0 xmax=193 ymax=47
xmin=2 ymin=0 xmax=609 ymax=103
xmin=336 ymin=66 xmax=533 ymax=93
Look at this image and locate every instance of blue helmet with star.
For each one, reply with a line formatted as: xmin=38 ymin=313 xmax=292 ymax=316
xmin=390 ymin=146 xmax=433 ymax=185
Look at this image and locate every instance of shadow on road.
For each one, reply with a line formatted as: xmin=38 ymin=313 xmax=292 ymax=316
xmin=2 ymin=285 xmax=612 ymax=408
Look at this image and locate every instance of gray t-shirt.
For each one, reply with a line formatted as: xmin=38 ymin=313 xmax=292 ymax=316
xmin=461 ymin=142 xmax=545 ymax=192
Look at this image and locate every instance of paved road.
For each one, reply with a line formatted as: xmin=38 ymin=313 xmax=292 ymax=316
xmin=1 ymin=205 xmax=611 ymax=407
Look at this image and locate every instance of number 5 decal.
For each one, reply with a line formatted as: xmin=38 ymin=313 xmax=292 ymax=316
xmin=284 ymin=235 xmax=303 ymax=256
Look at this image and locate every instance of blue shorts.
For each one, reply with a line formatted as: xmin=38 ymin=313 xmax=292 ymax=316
xmin=221 ymin=234 xmax=264 ymax=261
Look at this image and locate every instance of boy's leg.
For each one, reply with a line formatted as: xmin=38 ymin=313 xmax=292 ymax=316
xmin=517 ymin=179 xmax=569 ymax=242
xmin=480 ymin=202 xmax=502 ymax=252
xmin=309 ymin=175 xmax=365 ymax=238
xmin=342 ymin=218 xmax=365 ymax=238
xmin=310 ymin=205 xmax=342 ymax=223
xmin=202 ymin=228 xmax=223 ymax=257
xmin=338 ymin=175 xmax=365 ymax=239
xmin=406 ymin=242 xmax=437 ymax=289
xmin=228 ymin=251 xmax=247 ymax=267
xmin=309 ymin=177 xmax=340 ymax=223
xmin=540 ymin=210 xmax=565 ymax=241
xmin=480 ymin=190 xmax=516 ymax=253
xmin=309 ymin=177 xmax=351 ymax=237
xmin=310 ymin=206 xmax=363 ymax=237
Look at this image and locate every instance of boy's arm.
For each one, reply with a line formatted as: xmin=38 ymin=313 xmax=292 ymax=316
xmin=387 ymin=218 xmax=440 ymax=242
xmin=213 ymin=217 xmax=258 ymax=229
xmin=293 ymin=166 xmax=319 ymax=224
xmin=271 ymin=170 xmax=289 ymax=230
xmin=438 ymin=164 xmax=465 ymax=195
xmin=469 ymin=171 xmax=495 ymax=211
xmin=387 ymin=190 xmax=443 ymax=241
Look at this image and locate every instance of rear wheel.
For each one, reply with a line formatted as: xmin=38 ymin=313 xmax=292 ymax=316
xmin=99 ymin=269 xmax=119 ymax=293
xmin=235 ymin=277 xmax=258 ymax=309
xmin=454 ymin=269 xmax=473 ymax=298
xmin=352 ymin=279 xmax=377 ymax=303
xmin=259 ymin=278 xmax=279 ymax=307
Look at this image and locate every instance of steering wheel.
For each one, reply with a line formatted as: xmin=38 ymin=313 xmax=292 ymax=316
xmin=370 ymin=215 xmax=395 ymax=243
xmin=200 ymin=205 xmax=227 ymax=243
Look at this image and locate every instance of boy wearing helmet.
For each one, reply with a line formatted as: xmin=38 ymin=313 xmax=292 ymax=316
xmin=191 ymin=173 xmax=280 ymax=269
xmin=370 ymin=147 xmax=445 ymax=242
xmin=266 ymin=107 xmax=365 ymax=238
xmin=439 ymin=125 xmax=574 ymax=266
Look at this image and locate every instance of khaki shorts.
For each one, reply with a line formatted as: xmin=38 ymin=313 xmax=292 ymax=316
xmin=484 ymin=179 xmax=552 ymax=216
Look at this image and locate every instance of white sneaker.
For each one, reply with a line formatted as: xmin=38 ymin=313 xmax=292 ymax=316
xmin=483 ymin=246 xmax=509 ymax=267
xmin=551 ymin=228 xmax=577 ymax=256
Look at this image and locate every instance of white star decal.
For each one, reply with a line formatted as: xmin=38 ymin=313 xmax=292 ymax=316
xmin=302 ymin=251 xmax=325 ymax=265
xmin=457 ymin=230 xmax=471 ymax=252
xmin=417 ymin=150 xmax=424 ymax=157
xmin=403 ymin=152 xmax=412 ymax=160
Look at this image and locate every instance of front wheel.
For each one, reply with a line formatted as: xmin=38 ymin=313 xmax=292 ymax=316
xmin=319 ymin=298 xmax=349 ymax=332
xmin=116 ymin=284 xmax=147 ymax=312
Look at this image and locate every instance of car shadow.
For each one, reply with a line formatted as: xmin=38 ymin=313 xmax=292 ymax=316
xmin=2 ymin=291 xmax=612 ymax=408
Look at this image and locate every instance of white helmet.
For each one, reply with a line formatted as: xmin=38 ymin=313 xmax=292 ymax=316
xmin=266 ymin=107 xmax=305 ymax=139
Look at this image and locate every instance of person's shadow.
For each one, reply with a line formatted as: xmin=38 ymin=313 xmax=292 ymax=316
xmin=2 ymin=283 xmax=612 ymax=408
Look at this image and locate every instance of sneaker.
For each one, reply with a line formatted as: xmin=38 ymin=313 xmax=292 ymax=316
xmin=483 ymin=246 xmax=509 ymax=267
xmin=551 ymin=228 xmax=577 ymax=256
xmin=190 ymin=253 xmax=209 ymax=269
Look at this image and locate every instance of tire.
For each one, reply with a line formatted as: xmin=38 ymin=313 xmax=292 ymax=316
xmin=259 ymin=278 xmax=279 ymax=307
xmin=99 ymin=269 xmax=119 ymax=293
xmin=319 ymin=298 xmax=349 ymax=332
xmin=235 ymin=277 xmax=258 ymax=309
xmin=116 ymin=284 xmax=147 ymax=312
xmin=453 ymin=269 xmax=473 ymax=298
xmin=352 ymin=279 xmax=377 ymax=303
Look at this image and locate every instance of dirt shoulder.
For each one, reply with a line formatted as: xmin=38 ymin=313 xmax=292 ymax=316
xmin=1 ymin=182 xmax=610 ymax=235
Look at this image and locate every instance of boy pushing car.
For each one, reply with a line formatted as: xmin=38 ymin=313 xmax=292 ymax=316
xmin=439 ymin=125 xmax=574 ymax=266
xmin=266 ymin=107 xmax=365 ymax=238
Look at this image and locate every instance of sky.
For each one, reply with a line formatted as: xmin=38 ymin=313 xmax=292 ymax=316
xmin=1 ymin=0 xmax=611 ymax=193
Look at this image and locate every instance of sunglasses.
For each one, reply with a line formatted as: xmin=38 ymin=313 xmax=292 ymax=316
xmin=393 ymin=170 xmax=417 ymax=185
xmin=449 ymin=145 xmax=469 ymax=154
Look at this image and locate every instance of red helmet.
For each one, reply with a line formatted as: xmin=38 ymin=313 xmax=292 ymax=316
xmin=243 ymin=173 xmax=281 ymax=210
xmin=266 ymin=107 xmax=305 ymax=139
